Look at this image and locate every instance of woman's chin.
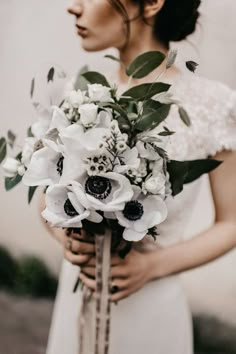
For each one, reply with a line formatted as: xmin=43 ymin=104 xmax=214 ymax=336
xmin=80 ymin=39 xmax=110 ymax=52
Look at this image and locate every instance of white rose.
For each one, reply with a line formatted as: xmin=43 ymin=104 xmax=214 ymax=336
xmin=88 ymin=84 xmax=113 ymax=103
xmin=2 ymin=158 xmax=23 ymax=178
xmin=79 ymin=103 xmax=98 ymax=128
xmin=144 ymin=174 xmax=166 ymax=196
xmin=67 ymin=90 xmax=87 ymax=107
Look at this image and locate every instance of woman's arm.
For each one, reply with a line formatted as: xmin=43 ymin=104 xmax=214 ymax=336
xmin=149 ymin=149 xmax=236 ymax=280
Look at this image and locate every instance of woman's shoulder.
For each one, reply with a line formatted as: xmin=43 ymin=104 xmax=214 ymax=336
xmin=175 ymin=72 xmax=236 ymax=113
xmin=168 ymin=73 xmax=236 ymax=158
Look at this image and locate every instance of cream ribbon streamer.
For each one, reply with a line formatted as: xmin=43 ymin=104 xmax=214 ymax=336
xmin=78 ymin=230 xmax=112 ymax=354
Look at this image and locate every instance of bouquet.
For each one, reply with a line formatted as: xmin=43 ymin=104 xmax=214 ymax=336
xmin=0 ymin=50 xmax=220 ymax=354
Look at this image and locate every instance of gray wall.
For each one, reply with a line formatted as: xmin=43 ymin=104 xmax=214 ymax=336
xmin=0 ymin=0 xmax=236 ymax=322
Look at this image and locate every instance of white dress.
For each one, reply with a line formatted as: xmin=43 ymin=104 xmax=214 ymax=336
xmin=46 ymin=72 xmax=236 ymax=354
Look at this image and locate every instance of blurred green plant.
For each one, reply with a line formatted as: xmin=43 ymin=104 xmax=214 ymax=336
xmin=0 ymin=246 xmax=57 ymax=299
xmin=0 ymin=247 xmax=18 ymax=290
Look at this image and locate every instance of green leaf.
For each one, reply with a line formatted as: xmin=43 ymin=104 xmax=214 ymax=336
xmin=28 ymin=186 xmax=38 ymax=204
xmin=30 ymin=78 xmax=35 ymax=98
xmin=126 ymin=51 xmax=166 ymax=79
xmin=167 ymin=159 xmax=222 ymax=196
xmin=104 ymin=55 xmax=126 ymax=69
xmin=27 ymin=127 xmax=34 ymax=137
xmin=121 ymin=82 xmax=170 ymax=101
xmin=100 ymin=102 xmax=129 ymax=121
xmin=5 ymin=174 xmax=22 ymax=191
xmin=135 ymin=104 xmax=171 ymax=131
xmin=0 ymin=137 xmax=7 ymax=164
xmin=178 ymin=106 xmax=191 ymax=127
xmin=116 ymin=115 xmax=131 ymax=132
xmin=7 ymin=130 xmax=16 ymax=148
xmin=47 ymin=67 xmax=55 ymax=83
xmin=74 ymin=65 xmax=89 ymax=91
xmin=81 ymin=71 xmax=110 ymax=87
xmin=15 ymin=152 xmax=22 ymax=161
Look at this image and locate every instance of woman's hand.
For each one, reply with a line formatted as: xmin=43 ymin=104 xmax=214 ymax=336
xmin=80 ymin=248 xmax=158 ymax=302
xmin=64 ymin=229 xmax=96 ymax=266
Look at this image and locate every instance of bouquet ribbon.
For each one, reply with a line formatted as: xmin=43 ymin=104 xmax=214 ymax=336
xmin=78 ymin=229 xmax=112 ymax=354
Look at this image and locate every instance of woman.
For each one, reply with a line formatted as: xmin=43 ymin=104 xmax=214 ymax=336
xmin=44 ymin=1 xmax=236 ymax=353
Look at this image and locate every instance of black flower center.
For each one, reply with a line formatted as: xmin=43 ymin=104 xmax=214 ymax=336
xmin=64 ymin=198 xmax=79 ymax=217
xmin=123 ymin=200 xmax=144 ymax=221
xmin=57 ymin=156 xmax=64 ymax=176
xmin=85 ymin=176 xmax=112 ymax=200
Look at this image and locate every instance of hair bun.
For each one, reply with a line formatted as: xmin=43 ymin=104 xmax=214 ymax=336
xmin=155 ymin=0 xmax=201 ymax=44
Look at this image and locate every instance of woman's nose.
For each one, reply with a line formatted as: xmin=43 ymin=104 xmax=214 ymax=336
xmin=67 ymin=1 xmax=82 ymax=17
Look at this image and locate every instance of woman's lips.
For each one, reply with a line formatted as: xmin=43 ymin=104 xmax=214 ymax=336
xmin=76 ymin=24 xmax=88 ymax=37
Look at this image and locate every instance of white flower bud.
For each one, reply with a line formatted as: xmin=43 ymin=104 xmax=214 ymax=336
xmin=18 ymin=165 xmax=26 ymax=176
xmin=2 ymin=158 xmax=21 ymax=178
xmin=67 ymin=90 xmax=87 ymax=107
xmin=116 ymin=141 xmax=126 ymax=153
xmin=144 ymin=174 xmax=166 ymax=195
xmin=79 ymin=103 xmax=98 ymax=128
xmin=88 ymin=84 xmax=113 ymax=103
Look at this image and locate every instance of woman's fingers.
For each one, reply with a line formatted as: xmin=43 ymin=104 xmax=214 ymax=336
xmin=72 ymin=229 xmax=94 ymax=243
xmin=64 ymin=249 xmax=92 ymax=266
xmin=111 ymin=265 xmax=127 ymax=279
xmin=80 ymin=266 xmax=96 ymax=278
xmin=70 ymin=238 xmax=95 ymax=254
xmin=79 ymin=272 xmax=96 ymax=291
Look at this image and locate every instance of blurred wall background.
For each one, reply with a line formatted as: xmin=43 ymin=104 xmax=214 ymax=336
xmin=0 ymin=0 xmax=236 ymax=324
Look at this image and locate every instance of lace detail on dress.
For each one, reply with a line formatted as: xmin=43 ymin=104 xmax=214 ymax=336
xmin=165 ymin=75 xmax=236 ymax=160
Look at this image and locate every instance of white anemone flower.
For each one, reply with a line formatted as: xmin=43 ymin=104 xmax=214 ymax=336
xmin=31 ymin=105 xmax=53 ymax=139
xmin=88 ymin=84 xmax=113 ymax=103
xmin=115 ymin=187 xmax=167 ymax=241
xmin=60 ymin=124 xmax=110 ymax=158
xmin=79 ymin=172 xmax=133 ymax=212
xmin=41 ymin=182 xmax=102 ymax=228
xmin=22 ymin=143 xmax=84 ymax=186
xmin=67 ymin=89 xmax=88 ymax=107
xmin=21 ymin=137 xmax=42 ymax=168
xmin=42 ymin=106 xmax=70 ymax=151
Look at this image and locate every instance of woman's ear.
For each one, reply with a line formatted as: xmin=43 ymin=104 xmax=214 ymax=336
xmin=143 ymin=0 xmax=166 ymax=19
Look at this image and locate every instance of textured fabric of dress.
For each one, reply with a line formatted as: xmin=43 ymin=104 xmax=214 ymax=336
xmin=46 ymin=72 xmax=236 ymax=354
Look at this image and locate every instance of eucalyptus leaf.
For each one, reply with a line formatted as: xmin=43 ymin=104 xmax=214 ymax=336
xmin=15 ymin=152 xmax=22 ymax=162
xmin=28 ymin=186 xmax=38 ymax=204
xmin=104 ymin=55 xmax=126 ymax=69
xmin=27 ymin=127 xmax=34 ymax=137
xmin=126 ymin=51 xmax=166 ymax=79
xmin=0 ymin=137 xmax=7 ymax=164
xmin=167 ymin=159 xmax=222 ymax=196
xmin=100 ymin=102 xmax=129 ymax=121
xmin=47 ymin=67 xmax=55 ymax=83
xmin=135 ymin=104 xmax=171 ymax=131
xmin=121 ymin=82 xmax=170 ymax=101
xmin=30 ymin=78 xmax=35 ymax=98
xmin=178 ymin=106 xmax=191 ymax=127
xmin=7 ymin=130 xmax=16 ymax=148
xmin=81 ymin=71 xmax=110 ymax=87
xmin=116 ymin=115 xmax=131 ymax=132
xmin=5 ymin=174 xmax=22 ymax=191
xmin=74 ymin=65 xmax=89 ymax=91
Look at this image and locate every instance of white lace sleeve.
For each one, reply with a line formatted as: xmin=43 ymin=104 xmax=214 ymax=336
xmin=203 ymin=85 xmax=236 ymax=156
xmin=171 ymin=77 xmax=236 ymax=159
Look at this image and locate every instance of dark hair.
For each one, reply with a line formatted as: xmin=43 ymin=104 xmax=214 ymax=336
xmin=108 ymin=0 xmax=201 ymax=47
